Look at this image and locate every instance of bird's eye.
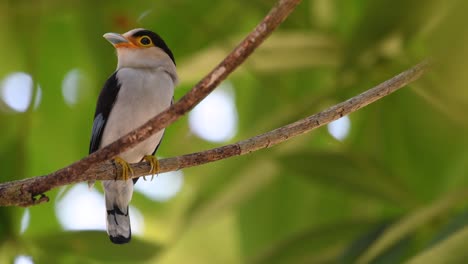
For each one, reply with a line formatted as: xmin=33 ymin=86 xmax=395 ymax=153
xmin=139 ymin=36 xmax=152 ymax=46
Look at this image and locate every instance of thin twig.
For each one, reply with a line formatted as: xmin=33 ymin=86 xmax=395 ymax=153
xmin=0 ymin=60 xmax=430 ymax=207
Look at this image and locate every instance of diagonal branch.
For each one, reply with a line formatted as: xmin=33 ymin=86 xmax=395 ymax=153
xmin=0 ymin=60 xmax=430 ymax=207
xmin=0 ymin=0 xmax=303 ymax=207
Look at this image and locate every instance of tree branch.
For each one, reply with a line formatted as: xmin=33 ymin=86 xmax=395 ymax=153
xmin=0 ymin=60 xmax=430 ymax=207
xmin=0 ymin=0 xmax=302 ymax=207
xmin=62 ymin=59 xmax=432 ymax=176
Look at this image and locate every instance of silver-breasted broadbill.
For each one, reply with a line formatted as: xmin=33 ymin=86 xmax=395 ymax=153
xmin=89 ymin=28 xmax=178 ymax=244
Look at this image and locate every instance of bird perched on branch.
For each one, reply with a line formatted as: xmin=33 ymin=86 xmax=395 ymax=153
xmin=89 ymin=28 xmax=178 ymax=244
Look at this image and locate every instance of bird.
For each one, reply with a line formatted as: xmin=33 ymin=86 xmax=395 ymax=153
xmin=88 ymin=28 xmax=178 ymax=244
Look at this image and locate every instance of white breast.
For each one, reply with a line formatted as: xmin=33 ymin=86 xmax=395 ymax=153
xmin=100 ymin=67 xmax=174 ymax=163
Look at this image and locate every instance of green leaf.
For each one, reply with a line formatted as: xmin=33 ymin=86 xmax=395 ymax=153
xmin=356 ymin=190 xmax=468 ymax=264
xmin=340 ymin=222 xmax=411 ymax=264
xmin=236 ymin=160 xmax=392 ymax=261
xmin=25 ymin=231 xmax=162 ymax=264
xmin=406 ymin=226 xmax=468 ymax=264
xmin=186 ymin=158 xmax=278 ymax=227
xmin=426 ymin=209 xmax=468 ymax=247
xmin=250 ymin=218 xmax=380 ymax=264
xmin=279 ymin=151 xmax=413 ymax=205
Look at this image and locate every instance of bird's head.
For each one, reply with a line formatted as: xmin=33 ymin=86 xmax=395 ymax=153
xmin=104 ymin=28 xmax=176 ymax=70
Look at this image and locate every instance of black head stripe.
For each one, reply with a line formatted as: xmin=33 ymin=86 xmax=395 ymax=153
xmin=132 ymin=29 xmax=176 ymax=65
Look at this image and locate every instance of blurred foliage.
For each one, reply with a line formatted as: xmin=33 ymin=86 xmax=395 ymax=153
xmin=0 ymin=0 xmax=468 ymax=263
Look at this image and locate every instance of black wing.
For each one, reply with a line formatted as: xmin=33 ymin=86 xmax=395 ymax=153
xmin=89 ymin=71 xmax=121 ymax=154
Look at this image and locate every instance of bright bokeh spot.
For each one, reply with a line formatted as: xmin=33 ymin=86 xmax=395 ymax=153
xmin=188 ymin=82 xmax=238 ymax=142
xmin=1 ymin=72 xmax=34 ymax=112
xmin=56 ymin=183 xmax=106 ymax=231
xmin=62 ymin=69 xmax=89 ymax=106
xmin=55 ymin=183 xmax=144 ymax=235
xmin=14 ymin=255 xmax=33 ymax=264
xmin=327 ymin=116 xmax=351 ymax=141
xmin=20 ymin=209 xmax=30 ymax=234
xmin=129 ymin=205 xmax=144 ymax=235
xmin=134 ymin=170 xmax=184 ymax=201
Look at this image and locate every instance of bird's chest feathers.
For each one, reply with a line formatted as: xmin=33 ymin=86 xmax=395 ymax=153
xmin=117 ymin=69 xmax=171 ymax=117
xmin=105 ymin=69 xmax=173 ymax=139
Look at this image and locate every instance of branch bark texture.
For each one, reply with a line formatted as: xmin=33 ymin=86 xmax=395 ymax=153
xmin=0 ymin=60 xmax=429 ymax=207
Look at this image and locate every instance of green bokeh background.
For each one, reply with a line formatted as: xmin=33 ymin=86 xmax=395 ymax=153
xmin=1 ymin=0 xmax=468 ymax=263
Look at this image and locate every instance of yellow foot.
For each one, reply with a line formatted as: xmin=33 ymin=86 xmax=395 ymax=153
xmin=113 ymin=156 xmax=134 ymax=181
xmin=143 ymin=155 xmax=159 ymax=181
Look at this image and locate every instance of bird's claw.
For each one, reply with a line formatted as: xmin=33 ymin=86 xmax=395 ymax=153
xmin=113 ymin=156 xmax=134 ymax=181
xmin=143 ymin=155 xmax=159 ymax=181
